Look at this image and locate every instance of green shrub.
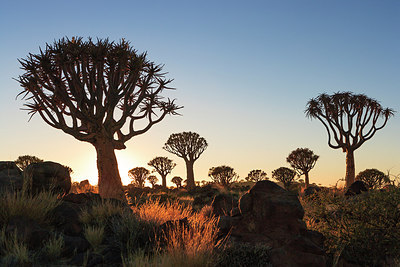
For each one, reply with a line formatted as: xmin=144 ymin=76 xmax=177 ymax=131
xmin=215 ymin=242 xmax=272 ymax=267
xmin=302 ymin=188 xmax=400 ymax=266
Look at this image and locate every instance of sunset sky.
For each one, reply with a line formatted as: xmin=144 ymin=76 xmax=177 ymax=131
xmin=1 ymin=1 xmax=399 ymax=187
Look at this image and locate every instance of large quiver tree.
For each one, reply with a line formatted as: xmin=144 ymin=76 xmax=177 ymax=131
xmin=305 ymin=92 xmax=393 ymax=187
xmin=148 ymin=156 xmax=176 ymax=188
xmin=17 ymin=37 xmax=181 ymax=199
xmin=163 ymin=132 xmax=207 ymax=189
xmin=286 ymin=148 xmax=319 ymax=188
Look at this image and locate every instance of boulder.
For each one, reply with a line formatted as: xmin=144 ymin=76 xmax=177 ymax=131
xmin=345 ymin=181 xmax=368 ymax=196
xmin=227 ymin=180 xmax=326 ymax=266
xmin=0 ymin=161 xmax=23 ymax=192
xmin=212 ymin=194 xmax=237 ymax=216
xmin=23 ymin=161 xmax=71 ymax=195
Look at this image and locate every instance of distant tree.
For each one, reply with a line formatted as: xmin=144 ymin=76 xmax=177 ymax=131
xmin=163 ymin=132 xmax=207 ymax=189
xmin=356 ymin=169 xmax=390 ymax=189
xmin=128 ymin=167 xmax=150 ymax=188
xmin=171 ymin=176 xmax=183 ymax=188
xmin=148 ymin=156 xmax=176 ymax=188
xmin=17 ymin=37 xmax=181 ymax=199
xmin=147 ymin=175 xmax=158 ymax=188
xmin=272 ymin=167 xmax=296 ymax=190
xmin=245 ymin=169 xmax=268 ymax=182
xmin=208 ymin=165 xmax=238 ymax=187
xmin=286 ymin=148 xmax=319 ymax=188
xmin=306 ymin=92 xmax=394 ymax=187
xmin=15 ymin=155 xmax=43 ymax=170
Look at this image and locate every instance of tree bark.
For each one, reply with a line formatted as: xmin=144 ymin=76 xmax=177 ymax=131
xmin=94 ymin=138 xmax=124 ymax=200
xmin=185 ymin=160 xmax=195 ymax=189
xmin=345 ymin=150 xmax=355 ymax=187
xmin=161 ymin=174 xmax=167 ymax=188
xmin=304 ymin=172 xmax=310 ymax=188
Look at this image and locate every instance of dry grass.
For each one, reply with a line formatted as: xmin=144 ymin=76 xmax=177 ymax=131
xmin=79 ymin=199 xmax=127 ymax=226
xmin=0 ymin=189 xmax=60 ymax=225
xmin=84 ymin=225 xmax=105 ymax=253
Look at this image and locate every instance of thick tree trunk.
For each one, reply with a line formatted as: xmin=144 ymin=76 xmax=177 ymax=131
xmin=94 ymin=138 xmax=124 ymax=200
xmin=161 ymin=174 xmax=167 ymax=188
xmin=185 ymin=160 xmax=195 ymax=189
xmin=345 ymin=150 xmax=355 ymax=187
xmin=304 ymin=172 xmax=310 ymax=188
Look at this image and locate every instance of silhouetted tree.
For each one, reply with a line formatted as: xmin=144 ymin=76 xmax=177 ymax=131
xmin=163 ymin=132 xmax=207 ymax=189
xmin=245 ymin=169 xmax=268 ymax=182
xmin=286 ymin=148 xmax=319 ymax=188
xmin=17 ymin=37 xmax=180 ymax=199
xmin=171 ymin=176 xmax=183 ymax=188
xmin=272 ymin=167 xmax=296 ymax=190
xmin=147 ymin=175 xmax=158 ymax=188
xmin=306 ymin=92 xmax=393 ymax=187
xmin=148 ymin=156 xmax=176 ymax=188
xmin=356 ymin=169 xmax=390 ymax=189
xmin=15 ymin=155 xmax=43 ymax=170
xmin=208 ymin=165 xmax=238 ymax=187
xmin=128 ymin=167 xmax=150 ymax=188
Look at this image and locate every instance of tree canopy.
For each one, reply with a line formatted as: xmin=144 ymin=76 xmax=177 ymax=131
xmin=128 ymin=167 xmax=150 ymax=188
xmin=208 ymin=165 xmax=238 ymax=187
xmin=245 ymin=169 xmax=268 ymax=182
xmin=272 ymin=167 xmax=296 ymax=190
xmin=148 ymin=156 xmax=175 ymax=188
xmin=286 ymin=148 xmax=319 ymax=188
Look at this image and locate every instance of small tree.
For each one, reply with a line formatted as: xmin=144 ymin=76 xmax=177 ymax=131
xmin=163 ymin=132 xmax=207 ymax=189
xmin=286 ymin=148 xmax=319 ymax=188
xmin=17 ymin=37 xmax=181 ymax=199
xmin=15 ymin=155 xmax=43 ymax=170
xmin=356 ymin=169 xmax=390 ymax=189
xmin=128 ymin=167 xmax=150 ymax=188
xmin=147 ymin=175 xmax=158 ymax=188
xmin=208 ymin=165 xmax=238 ymax=187
xmin=148 ymin=156 xmax=176 ymax=188
xmin=272 ymin=167 xmax=296 ymax=190
xmin=171 ymin=176 xmax=183 ymax=188
xmin=245 ymin=169 xmax=268 ymax=182
xmin=306 ymin=92 xmax=393 ymax=187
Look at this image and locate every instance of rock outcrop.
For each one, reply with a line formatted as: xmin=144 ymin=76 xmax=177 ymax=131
xmin=345 ymin=180 xmax=368 ymax=196
xmin=23 ymin=161 xmax=71 ymax=195
xmin=0 ymin=161 xmax=23 ymax=192
xmin=220 ymin=180 xmax=326 ymax=267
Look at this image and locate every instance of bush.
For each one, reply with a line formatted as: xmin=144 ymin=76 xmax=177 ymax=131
xmin=302 ymin=187 xmax=400 ymax=266
xmin=215 ymin=242 xmax=272 ymax=267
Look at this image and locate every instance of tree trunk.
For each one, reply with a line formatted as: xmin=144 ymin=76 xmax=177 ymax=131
xmin=304 ymin=172 xmax=310 ymax=188
xmin=185 ymin=160 xmax=195 ymax=189
xmin=161 ymin=174 xmax=167 ymax=188
xmin=94 ymin=138 xmax=124 ymax=200
xmin=345 ymin=150 xmax=355 ymax=187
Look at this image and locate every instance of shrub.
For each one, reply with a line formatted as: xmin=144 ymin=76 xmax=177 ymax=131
xmin=84 ymin=225 xmax=105 ymax=253
xmin=215 ymin=242 xmax=272 ymax=267
xmin=0 ymin=189 xmax=60 ymax=225
xmin=302 ymin=188 xmax=400 ymax=266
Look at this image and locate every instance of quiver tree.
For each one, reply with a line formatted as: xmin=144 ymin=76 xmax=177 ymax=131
xmin=148 ymin=156 xmax=176 ymax=188
xmin=286 ymin=148 xmax=319 ymax=188
xmin=306 ymin=92 xmax=394 ymax=187
xmin=15 ymin=155 xmax=43 ymax=170
xmin=128 ymin=167 xmax=150 ymax=188
xmin=163 ymin=132 xmax=207 ymax=189
xmin=147 ymin=175 xmax=158 ymax=188
xmin=17 ymin=37 xmax=180 ymax=199
xmin=208 ymin=165 xmax=238 ymax=187
xmin=245 ymin=169 xmax=268 ymax=182
xmin=272 ymin=167 xmax=296 ymax=190
xmin=356 ymin=169 xmax=390 ymax=189
xmin=171 ymin=176 xmax=183 ymax=188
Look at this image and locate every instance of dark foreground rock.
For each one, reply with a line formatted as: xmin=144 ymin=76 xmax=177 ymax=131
xmin=220 ymin=180 xmax=326 ymax=267
xmin=345 ymin=180 xmax=368 ymax=196
xmin=0 ymin=161 xmax=23 ymax=192
xmin=23 ymin=161 xmax=71 ymax=195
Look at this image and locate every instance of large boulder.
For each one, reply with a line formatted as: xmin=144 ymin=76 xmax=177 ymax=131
xmin=0 ymin=161 xmax=23 ymax=192
xmin=23 ymin=161 xmax=71 ymax=195
xmin=345 ymin=180 xmax=368 ymax=196
xmin=227 ymin=180 xmax=326 ymax=267
xmin=211 ymin=194 xmax=237 ymax=216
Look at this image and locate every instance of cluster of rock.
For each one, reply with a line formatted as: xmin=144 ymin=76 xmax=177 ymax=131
xmin=212 ymin=180 xmax=327 ymax=267
xmin=0 ymin=161 xmax=71 ymax=194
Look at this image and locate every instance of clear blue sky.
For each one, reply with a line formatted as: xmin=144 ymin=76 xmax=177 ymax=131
xmin=1 ymin=0 xmax=399 ymax=186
